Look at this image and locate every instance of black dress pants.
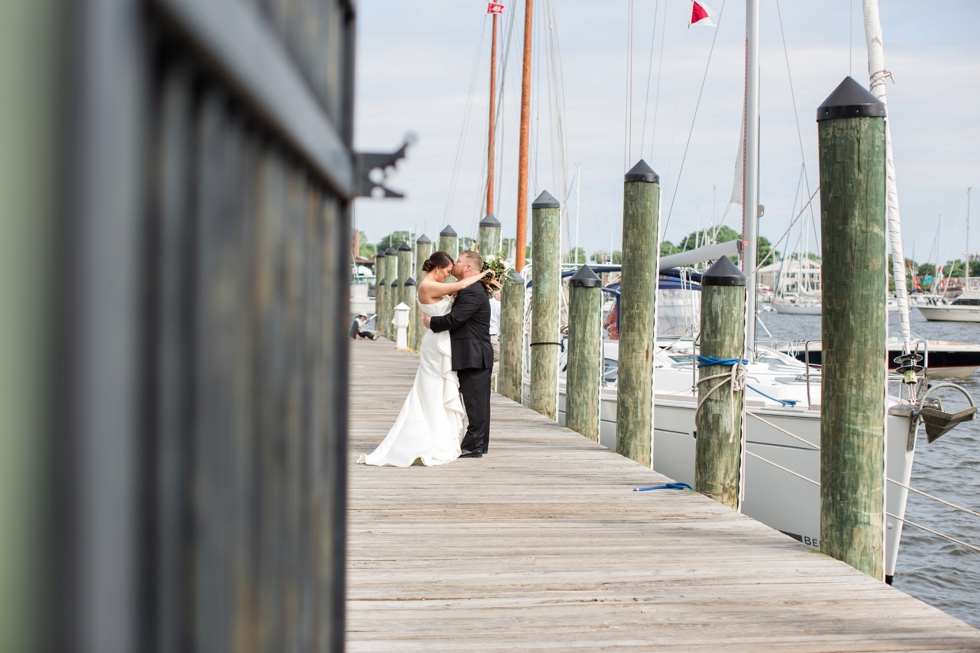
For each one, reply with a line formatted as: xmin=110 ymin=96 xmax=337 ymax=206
xmin=457 ymin=366 xmax=492 ymax=453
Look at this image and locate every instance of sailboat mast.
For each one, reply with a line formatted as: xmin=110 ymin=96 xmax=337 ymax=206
xmin=743 ymin=0 xmax=761 ymax=355
xmin=515 ymin=0 xmax=534 ymax=272
xmin=486 ymin=6 xmax=499 ymax=216
xmin=575 ymin=165 xmax=581 ymax=262
xmin=967 ymin=187 xmax=972 ymax=291
xmin=862 ymin=0 xmax=911 ymax=350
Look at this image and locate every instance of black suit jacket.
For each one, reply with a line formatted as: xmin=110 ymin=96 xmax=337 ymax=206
xmin=429 ymin=283 xmax=493 ymax=371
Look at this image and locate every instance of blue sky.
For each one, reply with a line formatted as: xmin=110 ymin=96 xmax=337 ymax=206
xmin=353 ymin=0 xmax=980 ymax=265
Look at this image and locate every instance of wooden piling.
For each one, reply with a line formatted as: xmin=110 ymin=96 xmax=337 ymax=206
xmin=479 ymin=213 xmax=501 ymax=259
xmin=389 ymin=278 xmax=399 ymax=341
xmin=439 ymin=225 xmax=458 ymax=283
xmin=397 ymin=241 xmax=413 ymax=344
xmin=375 ymin=250 xmax=386 ymax=340
xmin=695 ymin=256 xmax=746 ymax=509
xmin=498 ymin=272 xmax=526 ymax=403
xmin=530 ymin=191 xmax=561 ymax=419
xmin=402 ymin=277 xmax=416 ymax=348
xmin=396 ymin=241 xmax=412 ymax=300
xmin=411 ymin=234 xmax=432 ymax=351
xmin=384 ymin=247 xmax=397 ymax=339
xmin=566 ymin=265 xmax=603 ymax=441
xmin=817 ymin=77 xmax=888 ymax=580
xmin=616 ymin=160 xmax=660 ymax=467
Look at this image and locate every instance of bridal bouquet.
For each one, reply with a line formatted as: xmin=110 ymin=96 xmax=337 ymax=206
xmin=481 ymin=253 xmax=510 ymax=298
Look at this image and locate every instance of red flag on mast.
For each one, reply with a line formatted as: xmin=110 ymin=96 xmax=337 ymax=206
xmin=690 ymin=1 xmax=715 ymax=26
xmin=487 ymin=2 xmax=504 ymax=14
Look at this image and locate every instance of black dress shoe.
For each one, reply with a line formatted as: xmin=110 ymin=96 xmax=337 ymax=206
xmin=459 ymin=450 xmax=483 ymax=459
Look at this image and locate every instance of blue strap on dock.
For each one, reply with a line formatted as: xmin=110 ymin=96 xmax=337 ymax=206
xmin=747 ymin=384 xmax=798 ymax=406
xmin=697 ymin=355 xmax=748 ymax=368
xmin=634 ymin=482 xmax=693 ymax=492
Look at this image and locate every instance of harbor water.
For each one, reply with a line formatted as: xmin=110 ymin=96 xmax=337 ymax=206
xmin=760 ymin=308 xmax=980 ymax=627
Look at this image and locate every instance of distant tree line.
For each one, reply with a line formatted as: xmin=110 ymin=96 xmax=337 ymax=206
xmin=359 ymin=227 xmax=784 ymax=268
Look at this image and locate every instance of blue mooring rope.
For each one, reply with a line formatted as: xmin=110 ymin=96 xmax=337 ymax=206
xmin=634 ymin=482 xmax=693 ymax=492
xmin=696 ymin=355 xmax=748 ymax=368
xmin=696 ymin=356 xmax=798 ymax=406
xmin=747 ymin=384 xmax=798 ymax=406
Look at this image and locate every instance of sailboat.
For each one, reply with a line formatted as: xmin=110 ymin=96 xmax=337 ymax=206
xmin=516 ymin=0 xmax=969 ymax=583
xmin=917 ymin=188 xmax=980 ymax=322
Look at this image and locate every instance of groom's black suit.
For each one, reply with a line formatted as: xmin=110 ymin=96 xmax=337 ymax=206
xmin=429 ymin=283 xmax=493 ymax=453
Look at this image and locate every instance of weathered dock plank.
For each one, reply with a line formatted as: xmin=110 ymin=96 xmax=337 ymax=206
xmin=347 ymin=339 xmax=980 ymax=652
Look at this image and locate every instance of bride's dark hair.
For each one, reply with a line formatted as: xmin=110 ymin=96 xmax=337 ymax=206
xmin=421 ymin=251 xmax=454 ymax=273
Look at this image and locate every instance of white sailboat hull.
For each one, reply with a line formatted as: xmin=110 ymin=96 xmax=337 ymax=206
xmin=917 ymin=305 xmax=980 ymax=323
xmin=772 ymin=301 xmax=821 ymax=316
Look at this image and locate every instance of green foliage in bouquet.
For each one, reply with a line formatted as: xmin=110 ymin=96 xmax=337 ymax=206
xmin=480 ymin=252 xmax=510 ymax=298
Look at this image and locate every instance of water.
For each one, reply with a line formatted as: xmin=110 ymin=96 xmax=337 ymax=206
xmin=759 ymin=309 xmax=980 ymax=628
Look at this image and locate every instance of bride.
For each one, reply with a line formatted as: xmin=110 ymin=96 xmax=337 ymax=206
xmin=357 ymin=251 xmax=491 ymax=467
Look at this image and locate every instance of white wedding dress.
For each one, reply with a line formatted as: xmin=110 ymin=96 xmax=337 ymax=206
xmin=357 ymin=295 xmax=467 ymax=466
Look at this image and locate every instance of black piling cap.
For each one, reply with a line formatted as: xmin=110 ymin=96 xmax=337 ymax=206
xmin=378 ymin=277 xmax=386 ymax=285
xmin=817 ymin=76 xmax=886 ymax=122
xmin=404 ymin=277 xmax=416 ymax=286
xmin=376 ymin=250 xmax=386 ymax=259
xmin=509 ymin=272 xmax=526 ymax=287
xmin=569 ymin=264 xmax=602 ymax=288
xmin=385 ymin=247 xmax=396 ymax=256
xmin=440 ymin=225 xmax=457 ymax=237
xmin=479 ymin=213 xmax=501 ymax=227
xmin=624 ymin=159 xmax=660 ymax=184
xmin=416 ymin=234 xmax=431 ymax=244
xmin=398 ymin=241 xmax=412 ymax=251
xmin=532 ymin=190 xmax=560 ymax=209
xmin=701 ymin=255 xmax=746 ymax=287
xmin=391 ymin=279 xmax=399 ymax=287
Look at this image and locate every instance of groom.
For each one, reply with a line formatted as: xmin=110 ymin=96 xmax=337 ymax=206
xmin=423 ymin=251 xmax=493 ymax=458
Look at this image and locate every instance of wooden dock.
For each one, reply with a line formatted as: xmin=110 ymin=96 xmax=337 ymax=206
xmin=347 ymin=339 xmax=980 ymax=652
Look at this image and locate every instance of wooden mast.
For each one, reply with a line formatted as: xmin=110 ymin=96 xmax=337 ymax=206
xmin=515 ymin=0 xmax=533 ymax=271
xmin=486 ymin=6 xmax=499 ymax=216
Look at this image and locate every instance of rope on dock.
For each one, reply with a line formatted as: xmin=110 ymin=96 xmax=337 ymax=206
xmin=886 ymin=512 xmax=980 ymax=555
xmin=634 ymin=482 xmax=693 ymax=492
xmin=695 ymin=357 xmax=747 ymax=443
xmin=887 ymin=479 xmax=980 ymax=520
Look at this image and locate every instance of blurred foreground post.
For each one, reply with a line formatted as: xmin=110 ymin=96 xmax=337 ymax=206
xmin=0 ymin=1 xmax=361 ymax=648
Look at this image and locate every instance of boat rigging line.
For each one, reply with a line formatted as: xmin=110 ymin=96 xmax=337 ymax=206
xmin=473 ymin=2 xmax=520 ymax=238
xmin=624 ymin=0 xmax=635 ymax=169
xmin=774 ymin=0 xmax=818 ymax=251
xmin=863 ymin=0 xmax=912 ymax=352
xmin=442 ymin=18 xmax=488 ymax=226
xmin=886 ymin=513 xmax=980 ymax=555
xmin=662 ymin=0 xmax=728 ymax=239
xmin=638 ymin=0 xmax=661 ymax=161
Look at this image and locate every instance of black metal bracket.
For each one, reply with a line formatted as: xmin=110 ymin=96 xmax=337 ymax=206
xmin=355 ymin=134 xmax=415 ymax=198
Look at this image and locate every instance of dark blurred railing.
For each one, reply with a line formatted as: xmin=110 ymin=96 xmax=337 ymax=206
xmin=1 ymin=1 xmax=355 ymax=651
